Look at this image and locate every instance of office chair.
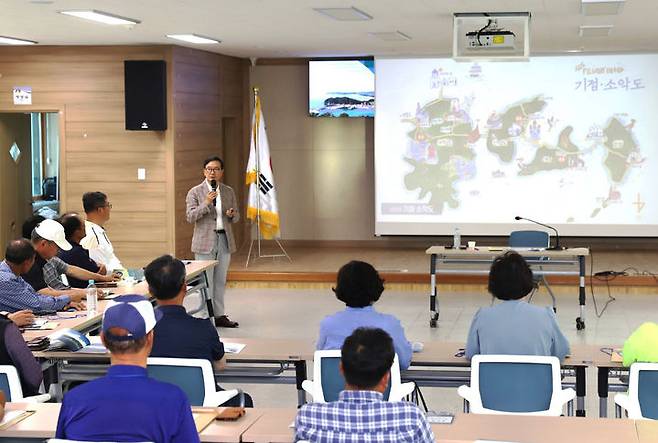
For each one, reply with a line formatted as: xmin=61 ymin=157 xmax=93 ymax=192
xmin=509 ymin=230 xmax=556 ymax=312
xmin=0 ymin=365 xmax=51 ymax=403
xmin=146 ymin=357 xmax=242 ymax=407
xmin=615 ymin=362 xmax=658 ymax=419
xmin=301 ymin=350 xmax=414 ymax=403
xmin=458 ymin=354 xmax=575 ymax=416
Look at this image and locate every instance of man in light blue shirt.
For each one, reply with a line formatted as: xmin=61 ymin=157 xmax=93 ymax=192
xmin=317 ymin=261 xmax=412 ymax=369
xmin=465 ymin=251 xmax=570 ymax=361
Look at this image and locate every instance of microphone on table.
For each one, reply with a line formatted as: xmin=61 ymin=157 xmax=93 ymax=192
xmin=514 ymin=216 xmax=565 ymax=250
xmin=210 ymin=180 xmax=217 ymax=207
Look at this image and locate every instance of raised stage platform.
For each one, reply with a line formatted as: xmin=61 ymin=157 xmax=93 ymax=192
xmin=227 ymin=244 xmax=658 ymax=291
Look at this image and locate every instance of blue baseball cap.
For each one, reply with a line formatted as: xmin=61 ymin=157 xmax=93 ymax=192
xmin=102 ymin=294 xmax=162 ymax=341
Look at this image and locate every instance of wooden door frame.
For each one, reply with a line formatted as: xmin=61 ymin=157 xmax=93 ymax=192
xmin=0 ymin=105 xmax=67 ymax=214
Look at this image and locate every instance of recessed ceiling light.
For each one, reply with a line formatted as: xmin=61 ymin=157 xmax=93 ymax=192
xmin=313 ymin=7 xmax=373 ymax=21
xmin=581 ymin=0 xmax=625 ymax=16
xmin=165 ymin=34 xmax=221 ymax=44
xmin=0 ymin=35 xmax=38 ymax=45
xmin=579 ymin=25 xmax=613 ymax=37
xmin=368 ymin=31 xmax=412 ymax=42
xmin=59 ymin=10 xmax=140 ymax=26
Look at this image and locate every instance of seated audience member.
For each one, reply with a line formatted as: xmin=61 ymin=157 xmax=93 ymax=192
xmin=22 ymin=219 xmax=118 ymax=298
xmin=296 ymin=327 xmax=434 ymax=443
xmin=465 ymin=251 xmax=570 ymax=361
xmin=146 ymin=255 xmax=253 ymax=407
xmin=317 ymin=261 xmax=412 ymax=369
xmin=55 ymin=295 xmax=199 ymax=442
xmin=0 ymin=312 xmax=43 ymax=396
xmin=21 ymin=215 xmax=45 ymax=240
xmin=0 ymin=239 xmax=82 ymax=313
xmin=80 ymin=191 xmax=123 ymax=272
xmin=58 ymin=213 xmax=106 ymax=288
xmin=622 ymin=322 xmax=658 ymax=366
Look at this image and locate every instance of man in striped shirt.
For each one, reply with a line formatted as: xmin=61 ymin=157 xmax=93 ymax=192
xmin=295 ymin=327 xmax=434 ymax=443
xmin=0 ymin=239 xmax=83 ymax=314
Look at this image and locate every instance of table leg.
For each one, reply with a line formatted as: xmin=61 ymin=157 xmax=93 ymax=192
xmin=598 ymin=367 xmax=610 ymax=417
xmin=295 ymin=361 xmax=307 ymax=407
xmin=202 ymin=270 xmax=216 ymax=326
xmin=576 ymin=255 xmax=586 ymax=330
xmin=430 ymin=254 xmax=439 ymax=328
xmin=575 ymin=366 xmax=586 ymax=416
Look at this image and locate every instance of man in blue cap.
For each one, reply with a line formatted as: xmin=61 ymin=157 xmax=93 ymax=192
xmin=55 ymin=294 xmax=200 ymax=442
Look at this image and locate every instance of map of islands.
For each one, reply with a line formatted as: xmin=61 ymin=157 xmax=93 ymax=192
xmin=401 ymin=93 xmax=642 ymax=218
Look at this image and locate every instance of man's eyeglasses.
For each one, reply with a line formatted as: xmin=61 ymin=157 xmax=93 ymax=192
xmin=205 ymin=167 xmax=222 ymax=173
xmin=104 ymin=203 xmax=113 ymax=209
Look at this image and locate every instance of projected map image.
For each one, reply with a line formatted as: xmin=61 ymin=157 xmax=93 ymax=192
xmin=375 ymin=55 xmax=656 ymax=236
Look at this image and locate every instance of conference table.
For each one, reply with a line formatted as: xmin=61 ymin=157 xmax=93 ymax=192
xmin=1 ymin=404 xmax=646 ymax=443
xmin=240 ymin=409 xmax=643 ymax=443
xmin=0 ymin=402 xmax=264 ymax=442
xmin=425 ymin=246 xmax=590 ymax=330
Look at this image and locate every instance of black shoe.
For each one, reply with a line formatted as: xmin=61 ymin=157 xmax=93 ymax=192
xmin=215 ymin=315 xmax=239 ymax=328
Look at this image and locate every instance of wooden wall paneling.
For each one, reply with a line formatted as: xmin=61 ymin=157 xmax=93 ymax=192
xmin=174 ymin=121 xmax=221 ymax=152
xmin=66 ymin=122 xmax=165 ymax=152
xmin=174 ymin=92 xmax=221 ymax=123
xmin=174 ymin=63 xmax=220 ymax=95
xmin=0 ymin=46 xmax=171 ymax=63
xmin=104 ymin=211 xmax=167 ymax=242
xmin=66 ymin=151 xmax=167 ymax=182
xmin=163 ymin=47 xmax=176 ymax=257
xmin=0 ymin=62 xmax=124 ymax=92
xmin=65 ymin=182 xmax=168 ymax=213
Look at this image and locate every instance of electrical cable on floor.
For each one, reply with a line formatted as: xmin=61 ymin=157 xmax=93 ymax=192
xmin=589 ymin=250 xmax=616 ymax=318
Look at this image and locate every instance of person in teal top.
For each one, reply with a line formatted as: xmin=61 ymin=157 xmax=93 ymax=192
xmin=465 ymin=251 xmax=570 ymax=361
xmin=622 ymin=322 xmax=658 ymax=367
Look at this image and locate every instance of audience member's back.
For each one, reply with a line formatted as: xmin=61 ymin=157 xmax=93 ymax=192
xmin=465 ymin=251 xmax=570 ymax=361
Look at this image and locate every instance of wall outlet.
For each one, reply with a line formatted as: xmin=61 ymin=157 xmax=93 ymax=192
xmin=137 ymin=168 xmax=146 ymax=180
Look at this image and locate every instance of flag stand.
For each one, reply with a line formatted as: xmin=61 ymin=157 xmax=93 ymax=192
xmin=245 ymin=87 xmax=292 ymax=268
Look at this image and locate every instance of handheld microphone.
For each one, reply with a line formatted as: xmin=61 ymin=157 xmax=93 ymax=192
xmin=514 ymin=216 xmax=564 ymax=250
xmin=210 ymin=180 xmax=217 ymax=207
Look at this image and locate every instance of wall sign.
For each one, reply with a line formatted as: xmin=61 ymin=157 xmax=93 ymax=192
xmin=13 ymin=86 xmax=32 ymax=105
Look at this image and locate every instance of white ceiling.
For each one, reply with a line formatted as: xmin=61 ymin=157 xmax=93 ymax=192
xmin=2 ymin=0 xmax=657 ymax=58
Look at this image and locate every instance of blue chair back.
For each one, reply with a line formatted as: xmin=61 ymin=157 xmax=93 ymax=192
xmin=0 ymin=373 xmax=11 ymax=402
xmin=478 ymin=362 xmax=553 ymax=412
xmin=509 ymin=230 xmax=549 ymax=248
xmin=147 ymin=365 xmax=206 ymax=406
xmin=319 ymin=357 xmax=391 ymax=402
xmin=638 ymin=370 xmax=658 ymax=419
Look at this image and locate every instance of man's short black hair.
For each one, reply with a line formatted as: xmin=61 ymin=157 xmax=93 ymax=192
xmin=488 ymin=251 xmax=535 ymax=300
xmin=144 ymin=254 xmax=186 ymax=300
xmin=59 ymin=213 xmax=82 ymax=240
xmin=21 ymin=215 xmax=45 ymax=239
xmin=104 ymin=328 xmax=148 ymax=354
xmin=332 ymin=261 xmax=384 ymax=308
xmin=341 ymin=327 xmax=395 ymax=389
xmin=5 ymin=239 xmax=36 ymax=265
xmin=82 ymin=192 xmax=108 ymax=213
xmin=203 ymin=156 xmax=224 ymax=169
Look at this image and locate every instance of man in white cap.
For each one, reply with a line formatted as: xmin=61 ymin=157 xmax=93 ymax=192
xmin=22 ymin=219 xmax=119 ymax=299
xmin=56 ymin=294 xmax=200 ymax=442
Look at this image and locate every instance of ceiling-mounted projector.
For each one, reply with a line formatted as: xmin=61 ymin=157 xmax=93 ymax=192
xmin=466 ymin=19 xmax=515 ymax=50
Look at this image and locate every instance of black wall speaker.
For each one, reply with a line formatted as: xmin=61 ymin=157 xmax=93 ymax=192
xmin=124 ymin=60 xmax=167 ymax=131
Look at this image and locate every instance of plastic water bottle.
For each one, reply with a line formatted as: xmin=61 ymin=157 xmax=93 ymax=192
xmin=453 ymin=227 xmax=461 ymax=248
xmin=86 ymin=280 xmax=98 ymax=315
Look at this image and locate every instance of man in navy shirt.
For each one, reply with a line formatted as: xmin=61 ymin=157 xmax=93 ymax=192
xmin=55 ymin=294 xmax=200 ymax=442
xmin=146 ymin=254 xmax=252 ymax=407
xmin=57 ymin=213 xmax=105 ymax=288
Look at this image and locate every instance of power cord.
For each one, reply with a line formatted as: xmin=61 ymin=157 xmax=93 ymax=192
xmin=589 ymin=250 xmax=616 ymax=318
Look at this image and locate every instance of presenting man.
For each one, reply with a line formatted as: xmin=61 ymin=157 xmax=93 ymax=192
xmin=80 ymin=191 xmax=123 ymax=272
xmin=185 ymin=156 xmax=239 ymax=328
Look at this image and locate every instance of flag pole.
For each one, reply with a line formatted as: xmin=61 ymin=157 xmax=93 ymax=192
xmin=245 ymin=87 xmax=291 ymax=267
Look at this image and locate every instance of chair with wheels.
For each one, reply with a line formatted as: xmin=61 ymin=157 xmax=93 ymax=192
xmin=0 ymin=365 xmax=51 ymax=403
xmin=457 ymin=354 xmax=575 ymax=416
xmin=614 ymin=362 xmax=658 ymax=419
xmin=146 ymin=357 xmax=242 ymax=407
xmin=301 ymin=350 xmax=414 ymax=402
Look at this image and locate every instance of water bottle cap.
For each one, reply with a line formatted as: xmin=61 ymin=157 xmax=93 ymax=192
xmin=88 ymin=280 xmax=94 ymax=284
